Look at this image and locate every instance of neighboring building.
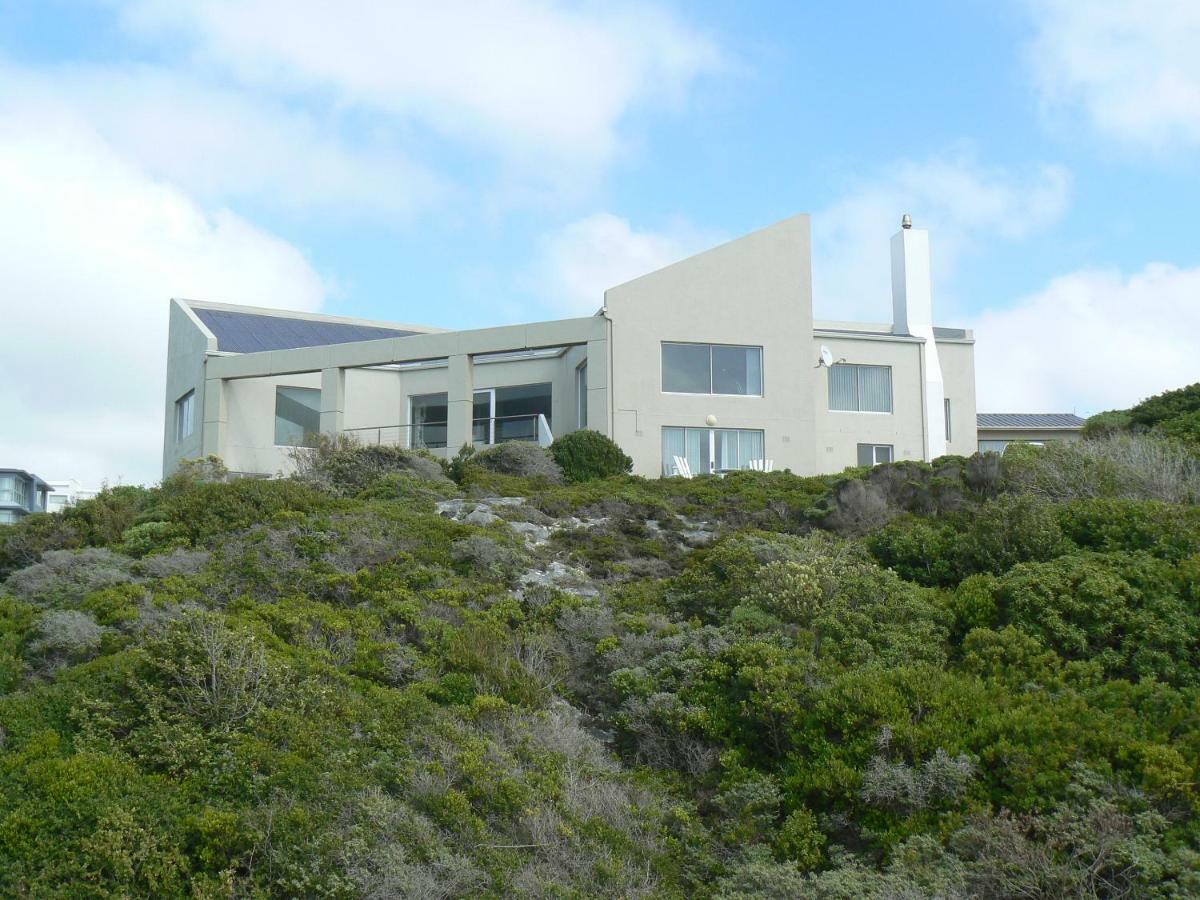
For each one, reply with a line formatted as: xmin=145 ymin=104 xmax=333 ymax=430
xmin=976 ymin=413 xmax=1086 ymax=454
xmin=0 ymin=469 xmax=51 ymax=524
xmin=163 ymin=214 xmax=980 ymax=479
xmin=46 ymin=479 xmax=100 ymax=513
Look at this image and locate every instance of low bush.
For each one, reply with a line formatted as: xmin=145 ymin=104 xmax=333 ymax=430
xmin=549 ymin=429 xmax=633 ymax=482
xmin=290 ymin=434 xmax=450 ymax=496
xmin=462 ymin=442 xmax=564 ymax=484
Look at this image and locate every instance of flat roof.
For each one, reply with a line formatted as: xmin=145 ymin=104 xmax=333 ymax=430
xmin=977 ymin=413 xmax=1086 ymax=429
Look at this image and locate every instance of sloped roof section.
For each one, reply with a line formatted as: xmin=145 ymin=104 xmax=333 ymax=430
xmin=193 ymin=307 xmax=419 ymax=353
xmin=977 ymin=413 xmax=1086 ymax=429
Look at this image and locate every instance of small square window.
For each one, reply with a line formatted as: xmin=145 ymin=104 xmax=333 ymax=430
xmin=857 ymin=443 xmax=893 ymax=467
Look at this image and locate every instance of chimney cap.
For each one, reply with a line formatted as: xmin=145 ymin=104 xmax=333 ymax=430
xmin=901 ymin=213 xmax=912 ymax=229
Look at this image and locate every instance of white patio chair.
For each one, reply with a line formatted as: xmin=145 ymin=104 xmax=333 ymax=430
xmin=672 ymin=455 xmax=693 ymax=479
xmin=748 ymin=458 xmax=775 ymax=473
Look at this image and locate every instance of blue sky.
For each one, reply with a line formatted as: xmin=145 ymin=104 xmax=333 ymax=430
xmin=1 ymin=0 xmax=1198 ymax=484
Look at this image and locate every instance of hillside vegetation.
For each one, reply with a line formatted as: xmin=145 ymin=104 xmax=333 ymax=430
xmin=1 ymin=432 xmax=1198 ymax=898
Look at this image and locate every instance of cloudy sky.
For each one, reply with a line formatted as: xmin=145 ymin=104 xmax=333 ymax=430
xmin=1 ymin=0 xmax=1198 ymax=485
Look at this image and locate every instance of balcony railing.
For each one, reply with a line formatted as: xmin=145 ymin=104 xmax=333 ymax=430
xmin=344 ymin=413 xmax=553 ymax=451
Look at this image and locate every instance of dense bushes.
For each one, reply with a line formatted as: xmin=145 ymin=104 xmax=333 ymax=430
xmin=0 ymin=432 xmax=1197 ymax=895
xmin=550 ymin=429 xmax=633 ymax=482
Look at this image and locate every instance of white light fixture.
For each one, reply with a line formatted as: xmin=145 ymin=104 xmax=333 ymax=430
xmin=705 ymin=415 xmax=717 ymax=427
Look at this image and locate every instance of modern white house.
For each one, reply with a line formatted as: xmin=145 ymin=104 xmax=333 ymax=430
xmin=45 ymin=479 xmax=101 ymax=513
xmin=163 ymin=214 xmax=985 ymax=479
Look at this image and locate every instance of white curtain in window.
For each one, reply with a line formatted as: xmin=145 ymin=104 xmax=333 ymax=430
xmin=829 ymin=364 xmax=857 ymax=410
xmin=661 ymin=427 xmax=685 ymax=475
xmin=858 ymin=366 xmax=892 ymax=412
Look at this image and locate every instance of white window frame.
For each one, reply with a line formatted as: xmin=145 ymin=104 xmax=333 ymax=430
xmin=857 ymin=443 xmax=894 ymax=466
xmin=828 ymin=363 xmax=893 ymax=413
xmin=660 ymin=342 xmax=764 ymax=397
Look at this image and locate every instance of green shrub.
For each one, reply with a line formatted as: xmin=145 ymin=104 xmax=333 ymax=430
xmin=290 ymin=434 xmax=450 ymax=496
xmin=469 ymin=441 xmax=563 ymax=480
xmin=550 ymin=429 xmax=633 ymax=482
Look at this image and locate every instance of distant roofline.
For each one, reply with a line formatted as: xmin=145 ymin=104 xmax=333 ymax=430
xmin=813 ymin=321 xmax=974 ymax=342
xmin=177 ymin=298 xmax=445 ymax=337
xmin=0 ymin=468 xmax=52 ymax=491
xmin=977 ymin=413 xmax=1086 ymax=430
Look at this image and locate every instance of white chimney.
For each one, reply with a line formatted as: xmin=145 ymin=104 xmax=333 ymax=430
xmin=891 ymin=215 xmax=946 ymax=460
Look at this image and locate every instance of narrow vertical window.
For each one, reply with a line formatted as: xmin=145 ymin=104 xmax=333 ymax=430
xmin=576 ymin=362 xmax=588 ymax=429
xmin=944 ymin=398 xmax=952 ymax=441
xmin=175 ymin=390 xmax=195 ymax=442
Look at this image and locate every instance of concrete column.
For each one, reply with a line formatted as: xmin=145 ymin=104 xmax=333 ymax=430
xmin=201 ymin=376 xmax=227 ymax=459
xmin=585 ymin=338 xmax=610 ymax=436
xmin=446 ymin=354 xmax=474 ymax=452
xmin=320 ymin=367 xmax=346 ymax=436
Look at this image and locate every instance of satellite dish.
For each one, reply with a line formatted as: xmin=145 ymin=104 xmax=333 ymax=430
xmin=819 ymin=345 xmax=834 ymax=368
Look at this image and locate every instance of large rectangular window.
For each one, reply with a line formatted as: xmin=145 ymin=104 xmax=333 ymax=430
xmin=857 ymin=443 xmax=894 ymax=467
xmin=414 ymin=383 xmax=554 ymax=449
xmin=493 ymin=383 xmax=552 ymax=442
xmin=274 ymin=386 xmax=321 ymax=447
xmin=662 ymin=343 xmax=762 ymax=396
xmin=0 ymin=474 xmax=16 ymax=506
xmin=829 ymin=364 xmax=892 ymax=412
xmin=175 ymin=390 xmax=195 ymax=442
xmin=662 ymin=426 xmax=765 ymax=476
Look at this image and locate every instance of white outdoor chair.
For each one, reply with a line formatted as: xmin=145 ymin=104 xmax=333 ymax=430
xmin=748 ymin=458 xmax=775 ymax=473
xmin=672 ymin=455 xmax=694 ymax=479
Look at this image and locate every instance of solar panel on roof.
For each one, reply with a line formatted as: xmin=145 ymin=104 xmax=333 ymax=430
xmin=193 ymin=308 xmax=418 ymax=353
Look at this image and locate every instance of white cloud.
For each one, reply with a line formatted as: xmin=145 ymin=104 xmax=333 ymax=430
xmin=972 ymin=262 xmax=1200 ymax=414
xmin=1026 ymin=0 xmax=1200 ymax=150
xmin=0 ymin=62 xmax=441 ymax=219
xmin=812 ymin=153 xmax=1070 ymax=322
xmin=534 ymin=213 xmax=717 ymax=315
xmin=115 ymin=0 xmax=722 ymax=179
xmin=0 ymin=101 xmax=325 ymax=486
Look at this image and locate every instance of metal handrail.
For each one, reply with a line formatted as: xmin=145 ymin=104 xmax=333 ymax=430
xmin=343 ymin=413 xmax=553 ymax=449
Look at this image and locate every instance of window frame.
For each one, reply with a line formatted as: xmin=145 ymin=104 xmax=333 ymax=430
xmin=175 ymin=390 xmax=195 ymax=443
xmin=661 ymin=426 xmax=766 ymax=476
xmin=828 ymin=363 xmax=893 ymax=414
xmin=273 ymin=385 xmax=321 ymax=448
xmin=576 ymin=362 xmax=588 ymax=430
xmin=856 ymin=442 xmax=894 ymax=467
xmin=660 ymin=341 xmax=764 ymax=397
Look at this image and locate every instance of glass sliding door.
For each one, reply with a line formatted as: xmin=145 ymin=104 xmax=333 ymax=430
xmin=662 ymin=427 xmax=765 ymax=475
xmin=494 ymin=383 xmax=551 ymax=443
xmin=714 ymin=428 xmax=764 ymax=471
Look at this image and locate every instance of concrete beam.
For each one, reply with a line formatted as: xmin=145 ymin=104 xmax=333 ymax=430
xmin=586 ymin=338 xmax=611 ymax=436
xmin=201 ymin=377 xmax=226 ymax=458
xmin=319 ymin=367 xmax=345 ymax=435
xmin=207 ymin=316 xmax=607 ymax=380
xmin=446 ymin=354 xmax=474 ymax=452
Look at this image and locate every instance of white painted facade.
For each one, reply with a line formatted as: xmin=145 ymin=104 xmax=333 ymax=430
xmin=162 ymin=214 xmax=980 ymax=479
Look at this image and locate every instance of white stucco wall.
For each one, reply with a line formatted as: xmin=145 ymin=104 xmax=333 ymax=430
xmin=603 ymin=214 xmax=817 ymax=476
